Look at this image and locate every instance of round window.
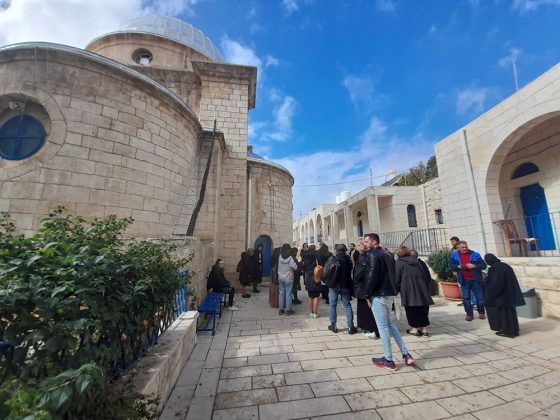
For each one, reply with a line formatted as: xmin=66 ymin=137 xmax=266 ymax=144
xmin=0 ymin=115 xmax=46 ymax=160
xmin=132 ymin=49 xmax=153 ymax=65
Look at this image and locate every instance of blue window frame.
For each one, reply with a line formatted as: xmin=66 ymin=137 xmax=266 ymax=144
xmin=512 ymin=162 xmax=539 ymax=179
xmin=407 ymin=204 xmax=417 ymax=228
xmin=0 ymin=115 xmax=46 ymax=160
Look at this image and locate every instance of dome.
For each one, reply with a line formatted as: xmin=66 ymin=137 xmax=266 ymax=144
xmin=248 ymin=151 xmax=293 ymax=180
xmin=90 ymin=15 xmax=224 ymax=63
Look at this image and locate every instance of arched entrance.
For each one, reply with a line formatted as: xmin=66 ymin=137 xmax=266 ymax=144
xmin=254 ymin=235 xmax=273 ymax=277
xmin=520 ymin=183 xmax=555 ymax=250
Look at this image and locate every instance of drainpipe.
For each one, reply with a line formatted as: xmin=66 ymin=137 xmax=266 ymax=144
xmin=421 ymin=183 xmax=431 ymax=248
xmin=246 ymin=167 xmax=252 ymax=249
xmin=460 ymin=129 xmax=487 ymax=255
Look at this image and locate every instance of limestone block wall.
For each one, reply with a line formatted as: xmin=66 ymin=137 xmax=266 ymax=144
xmin=249 ymin=162 xmax=294 ymax=250
xmin=423 ymin=178 xmax=446 ymax=228
xmin=502 ymin=257 xmax=560 ymax=319
xmin=0 ymin=45 xmax=201 ymax=237
xmin=195 ymin=63 xmax=254 ymax=284
xmin=377 ymin=187 xmax=423 ymax=233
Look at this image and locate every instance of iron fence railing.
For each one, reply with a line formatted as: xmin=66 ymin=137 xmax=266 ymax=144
xmin=380 ymin=227 xmax=449 ymax=256
xmin=494 ymin=211 xmax=560 ymax=257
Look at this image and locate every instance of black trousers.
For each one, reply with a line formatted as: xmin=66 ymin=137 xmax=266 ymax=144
xmin=223 ymin=287 xmax=235 ymax=307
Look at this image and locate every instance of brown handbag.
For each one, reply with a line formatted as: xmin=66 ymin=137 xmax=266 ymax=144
xmin=313 ymin=264 xmax=323 ymax=284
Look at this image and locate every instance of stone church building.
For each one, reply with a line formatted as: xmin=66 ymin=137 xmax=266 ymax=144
xmin=0 ymin=16 xmax=293 ymax=287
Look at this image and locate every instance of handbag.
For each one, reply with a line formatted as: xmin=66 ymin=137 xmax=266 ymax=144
xmin=313 ymin=264 xmax=323 ymax=284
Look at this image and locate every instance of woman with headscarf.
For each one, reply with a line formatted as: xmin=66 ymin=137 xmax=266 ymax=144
xmin=396 ymin=246 xmax=434 ymax=336
xmin=484 ymin=253 xmax=525 ymax=338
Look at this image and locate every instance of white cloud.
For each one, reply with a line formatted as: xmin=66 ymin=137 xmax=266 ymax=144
xmin=429 ymin=24 xmax=437 ymax=35
xmin=220 ymin=36 xmax=262 ymax=68
xmin=0 ymin=0 xmax=198 ymax=48
xmin=456 ymin=86 xmax=488 ymax=115
xmin=251 ymin=92 xmax=297 ymax=143
xmin=498 ymin=47 xmax=522 ymax=68
xmin=275 ymin=116 xmax=434 ymax=216
xmin=376 ymin=0 xmax=396 ymax=13
xmin=265 ymin=54 xmax=280 ymax=67
xmin=282 ymin=0 xmax=299 ymax=14
xmin=342 ymin=74 xmax=386 ymax=112
xmin=513 ymin=0 xmax=560 ymax=12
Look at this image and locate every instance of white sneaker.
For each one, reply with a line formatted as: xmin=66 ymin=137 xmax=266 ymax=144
xmin=313 ymin=313 xmax=318 ymax=319
xmin=310 ymin=313 xmax=314 ymax=318
xmin=362 ymin=332 xmax=378 ymax=339
xmin=229 ymin=305 xmax=239 ymax=311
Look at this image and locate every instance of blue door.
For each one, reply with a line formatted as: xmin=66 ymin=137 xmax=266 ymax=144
xmin=520 ymin=183 xmax=555 ymax=250
xmin=254 ymin=235 xmax=273 ymax=277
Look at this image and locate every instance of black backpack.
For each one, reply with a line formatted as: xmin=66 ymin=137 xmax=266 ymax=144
xmin=322 ymin=255 xmax=340 ymax=288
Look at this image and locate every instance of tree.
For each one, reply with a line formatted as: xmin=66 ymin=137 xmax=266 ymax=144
xmin=396 ymin=155 xmax=438 ymax=186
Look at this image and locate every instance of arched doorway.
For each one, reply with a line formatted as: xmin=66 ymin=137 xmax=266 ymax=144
xmin=254 ymin=235 xmax=273 ymax=277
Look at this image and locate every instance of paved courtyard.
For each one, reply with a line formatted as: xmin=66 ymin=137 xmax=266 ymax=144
xmin=161 ymin=286 xmax=560 ymax=420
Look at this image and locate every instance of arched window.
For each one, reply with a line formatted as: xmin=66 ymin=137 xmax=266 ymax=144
xmin=512 ymin=162 xmax=539 ymax=179
xmin=0 ymin=115 xmax=46 ymax=160
xmin=407 ymin=205 xmax=417 ymax=228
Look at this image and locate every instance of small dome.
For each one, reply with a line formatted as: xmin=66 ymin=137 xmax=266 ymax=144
xmin=110 ymin=15 xmax=224 ymax=63
xmin=248 ymin=151 xmax=293 ymax=180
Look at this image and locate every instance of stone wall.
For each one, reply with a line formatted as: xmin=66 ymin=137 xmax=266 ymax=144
xmin=249 ymin=161 xmax=293 ymax=250
xmin=423 ymin=178 xmax=446 ymax=228
xmin=502 ymin=257 xmax=560 ymax=319
xmin=0 ymin=46 xmax=201 ymax=238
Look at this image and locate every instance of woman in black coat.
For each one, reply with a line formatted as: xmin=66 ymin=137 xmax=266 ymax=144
xmin=484 ymin=254 xmax=525 ymax=338
xmin=396 ymin=246 xmax=434 ymax=336
xmin=317 ymin=243 xmax=332 ymax=304
xmin=249 ymin=247 xmax=262 ymax=293
xmin=302 ymin=244 xmax=321 ymax=318
xmin=353 ymin=240 xmax=379 ymax=339
xmin=237 ymin=251 xmax=252 ymax=298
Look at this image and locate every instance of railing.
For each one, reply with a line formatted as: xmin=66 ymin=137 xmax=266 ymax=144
xmin=380 ymin=227 xmax=449 ymax=256
xmin=494 ymin=212 xmax=560 ymax=257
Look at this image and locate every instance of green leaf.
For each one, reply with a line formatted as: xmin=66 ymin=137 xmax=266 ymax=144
xmin=50 ymin=386 xmax=72 ymax=409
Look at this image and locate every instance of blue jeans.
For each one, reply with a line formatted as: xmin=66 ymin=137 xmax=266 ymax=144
xmin=279 ymin=281 xmax=293 ymax=311
xmin=457 ymin=275 xmax=477 ymax=306
xmin=371 ymin=296 xmax=409 ymax=362
xmin=460 ymin=279 xmax=485 ymax=316
xmin=329 ymin=288 xmax=354 ymax=329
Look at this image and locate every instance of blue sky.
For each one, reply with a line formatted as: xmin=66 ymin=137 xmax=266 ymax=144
xmin=1 ymin=0 xmax=560 ymax=217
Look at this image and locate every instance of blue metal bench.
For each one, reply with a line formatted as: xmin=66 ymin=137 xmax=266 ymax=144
xmin=196 ymin=291 xmax=225 ymax=336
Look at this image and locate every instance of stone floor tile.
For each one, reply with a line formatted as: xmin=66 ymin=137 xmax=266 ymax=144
xmin=288 ymin=352 xmax=325 ymax=361
xmin=248 ymin=353 xmax=290 ymax=365
xmin=276 ymin=384 xmax=315 ymax=402
xmin=212 ymin=405 xmax=259 ymax=420
xmin=477 ymin=350 xmax=511 ymax=361
xmin=343 ymin=388 xmax=411 ymax=410
xmin=239 ymin=340 xmax=274 ymax=349
xmin=259 ymin=395 xmax=351 ymax=420
xmin=284 ymin=369 xmax=340 ymax=385
xmin=214 ymin=388 xmax=277 ymax=409
xmin=415 ymin=366 xmax=472 ymax=382
xmin=271 ymin=361 xmax=303 ymax=374
xmin=253 ymin=373 xmax=286 ymax=388
xmin=490 ymin=378 xmax=547 ymax=402
xmin=473 ymin=400 xmax=541 ymax=420
xmin=413 ymin=356 xmax=463 ymax=370
xmin=321 ymin=347 xmax=365 ymax=358
xmin=532 ymin=370 xmax=560 ymax=387
xmin=295 ymin=343 xmax=330 ymax=351
xmin=521 ymin=384 xmax=560 ymax=409
xmin=376 ymin=400 xmax=451 ymax=420
xmin=324 ymin=340 xmax=364 ymax=350
xmin=529 ymin=402 xmax=560 ymax=419
xmin=300 ymin=357 xmax=353 ymax=371
xmin=312 ymin=409 xmax=382 ymax=419
xmin=367 ymin=372 xmax=425 ymax=390
xmin=461 ymin=362 xmax=499 ymax=376
xmin=273 ymin=337 xmax=309 ymax=346
xmin=415 ymin=347 xmax=462 ymax=359
xmin=497 ymin=364 xmax=550 ymax=382
xmin=437 ymin=390 xmax=505 ymax=415
xmin=204 ymin=349 xmax=225 ymax=368
xmin=311 ymin=377 xmax=372 ymax=397
xmin=159 ymin=384 xmax=196 ymax=420
xmin=260 ymin=345 xmax=295 ymax=355
xmin=220 ymin=364 xmax=272 ymax=379
xmin=175 ymin=359 xmax=204 ymax=387
xmin=453 ymin=353 xmax=488 ymax=365
xmin=224 ymin=347 xmax=261 ymax=358
xmin=335 ymin=364 xmax=392 ymax=380
xmin=217 ymin=377 xmax=252 ymax=393
xmin=195 ymin=367 xmax=221 ymax=397
xmin=486 ymin=357 xmax=529 ymax=371
xmin=453 ymin=373 xmax=512 ymax=393
xmin=222 ymin=357 xmax=247 ymax=368
xmin=401 ymin=382 xmax=465 ymax=402
xmin=185 ymin=396 xmax=214 ymax=420
xmin=189 ymin=342 xmax=211 ymax=361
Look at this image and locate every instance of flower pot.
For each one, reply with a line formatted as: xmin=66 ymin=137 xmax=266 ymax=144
xmin=440 ymin=281 xmax=462 ymax=301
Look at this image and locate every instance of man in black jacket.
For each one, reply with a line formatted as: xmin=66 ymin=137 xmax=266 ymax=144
xmin=207 ymin=259 xmax=238 ymax=310
xmin=363 ymin=233 xmax=415 ymax=371
xmin=327 ymin=244 xmax=357 ymax=334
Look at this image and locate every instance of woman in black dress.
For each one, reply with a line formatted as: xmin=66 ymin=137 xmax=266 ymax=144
xmin=249 ymin=247 xmax=262 ymax=293
xmin=484 ymin=254 xmax=525 ymax=338
xmin=237 ymin=251 xmax=252 ymax=298
xmin=290 ymin=247 xmax=303 ymax=304
xmin=395 ymin=246 xmax=433 ymax=336
xmin=317 ymin=243 xmax=331 ymax=304
xmin=302 ymin=244 xmax=321 ymax=318
xmin=353 ymin=240 xmax=379 ymax=338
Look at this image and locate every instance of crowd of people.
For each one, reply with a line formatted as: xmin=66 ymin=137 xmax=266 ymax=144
xmin=206 ymin=233 xmax=526 ymax=370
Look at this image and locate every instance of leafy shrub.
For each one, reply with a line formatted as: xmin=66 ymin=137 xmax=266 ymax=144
xmin=0 ymin=208 xmax=188 ymax=418
xmin=426 ymin=249 xmax=456 ymax=282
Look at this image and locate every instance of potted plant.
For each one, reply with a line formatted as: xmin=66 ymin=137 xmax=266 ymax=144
xmin=427 ymin=249 xmax=462 ymax=301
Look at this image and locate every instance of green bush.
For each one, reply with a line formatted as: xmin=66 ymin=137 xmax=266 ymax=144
xmin=0 ymin=208 xmax=188 ymax=419
xmin=426 ymin=249 xmax=456 ymax=282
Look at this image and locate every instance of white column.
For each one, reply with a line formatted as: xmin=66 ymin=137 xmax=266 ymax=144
xmin=366 ymin=192 xmax=380 ymax=233
xmin=344 ymin=204 xmax=352 ymax=243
